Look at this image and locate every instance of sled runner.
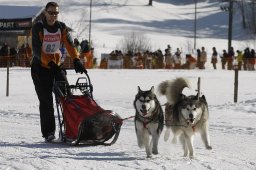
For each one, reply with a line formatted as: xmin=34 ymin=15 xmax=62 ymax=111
xmin=53 ymin=71 xmax=123 ymax=146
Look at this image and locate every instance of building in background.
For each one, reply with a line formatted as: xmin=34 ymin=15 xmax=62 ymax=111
xmin=0 ymin=5 xmax=44 ymax=49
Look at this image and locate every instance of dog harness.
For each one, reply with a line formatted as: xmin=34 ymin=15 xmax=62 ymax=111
xmin=135 ymin=114 xmax=155 ymax=129
xmin=135 ymin=104 xmax=162 ymax=130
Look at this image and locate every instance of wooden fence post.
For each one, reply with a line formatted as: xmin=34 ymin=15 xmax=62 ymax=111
xmin=234 ymin=68 xmax=239 ymax=103
xmin=197 ymin=77 xmax=201 ymax=100
xmin=6 ymin=56 xmax=10 ymax=97
xmin=233 ymin=60 xmax=239 ymax=103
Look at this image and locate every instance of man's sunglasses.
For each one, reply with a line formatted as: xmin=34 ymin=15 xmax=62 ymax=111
xmin=47 ymin=11 xmax=59 ymax=16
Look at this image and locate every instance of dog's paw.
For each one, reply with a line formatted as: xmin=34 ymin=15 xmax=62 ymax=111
xmin=206 ymin=145 xmax=212 ymax=150
xmin=152 ymin=150 xmax=158 ymax=155
xmin=146 ymin=154 xmax=152 ymax=158
xmin=183 ymin=153 xmax=188 ymax=157
xmin=164 ymin=129 xmax=170 ymax=141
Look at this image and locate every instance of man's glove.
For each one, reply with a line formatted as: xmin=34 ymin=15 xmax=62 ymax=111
xmin=48 ymin=61 xmax=61 ymax=75
xmin=73 ymin=58 xmax=86 ymax=74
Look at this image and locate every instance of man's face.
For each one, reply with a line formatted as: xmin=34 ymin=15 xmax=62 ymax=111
xmin=44 ymin=6 xmax=59 ymax=26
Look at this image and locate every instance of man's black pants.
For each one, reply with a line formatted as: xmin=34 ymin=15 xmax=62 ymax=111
xmin=31 ymin=61 xmax=68 ymax=138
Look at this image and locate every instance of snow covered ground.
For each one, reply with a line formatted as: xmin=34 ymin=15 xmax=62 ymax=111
xmin=1 ymin=0 xmax=256 ymax=169
xmin=0 ymin=67 xmax=256 ymax=170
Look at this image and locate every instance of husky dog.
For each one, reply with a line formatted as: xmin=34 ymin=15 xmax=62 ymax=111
xmin=158 ymin=78 xmax=212 ymax=158
xmin=134 ymin=86 xmax=164 ymax=158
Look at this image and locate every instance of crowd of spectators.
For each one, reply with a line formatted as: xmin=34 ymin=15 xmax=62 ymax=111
xmin=99 ymin=45 xmax=256 ymax=71
xmin=0 ymin=42 xmax=32 ymax=67
xmin=1 ymin=42 xmax=255 ymax=71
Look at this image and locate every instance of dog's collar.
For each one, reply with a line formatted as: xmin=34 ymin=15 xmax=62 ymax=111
xmin=135 ymin=113 xmax=155 ymax=123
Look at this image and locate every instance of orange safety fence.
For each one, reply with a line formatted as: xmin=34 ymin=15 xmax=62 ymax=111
xmin=0 ymin=54 xmax=31 ymax=67
xmin=0 ymin=54 xmax=75 ymax=69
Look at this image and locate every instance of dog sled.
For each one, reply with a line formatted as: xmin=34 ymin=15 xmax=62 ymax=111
xmin=53 ymin=71 xmax=123 ymax=146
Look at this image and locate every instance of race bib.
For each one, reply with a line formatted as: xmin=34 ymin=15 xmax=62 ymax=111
xmin=42 ymin=28 xmax=61 ymax=54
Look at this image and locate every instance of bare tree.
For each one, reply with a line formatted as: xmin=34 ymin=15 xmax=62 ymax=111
xmin=66 ymin=9 xmax=89 ymax=40
xmin=236 ymin=0 xmax=256 ymax=33
xmin=252 ymin=0 xmax=256 ymax=33
xmin=119 ymin=32 xmax=152 ymax=54
xmin=237 ymin=0 xmax=247 ymax=29
xmin=221 ymin=0 xmax=256 ymax=34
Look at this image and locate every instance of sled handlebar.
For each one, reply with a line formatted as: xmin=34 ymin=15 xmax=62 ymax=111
xmin=54 ymin=70 xmax=93 ymax=98
xmin=76 ymin=71 xmax=93 ymax=94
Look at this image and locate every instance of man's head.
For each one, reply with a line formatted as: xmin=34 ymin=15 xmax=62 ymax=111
xmin=44 ymin=2 xmax=59 ymax=26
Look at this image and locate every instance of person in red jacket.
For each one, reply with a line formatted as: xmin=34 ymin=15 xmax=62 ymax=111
xmin=31 ymin=2 xmax=86 ymax=142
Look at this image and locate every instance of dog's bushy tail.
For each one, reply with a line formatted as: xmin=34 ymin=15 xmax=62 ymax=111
xmin=158 ymin=77 xmax=191 ymax=104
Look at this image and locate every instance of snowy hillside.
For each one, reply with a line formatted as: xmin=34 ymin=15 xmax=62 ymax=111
xmin=1 ymin=0 xmax=254 ymax=57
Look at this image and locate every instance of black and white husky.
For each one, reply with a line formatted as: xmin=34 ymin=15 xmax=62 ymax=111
xmin=134 ymin=86 xmax=164 ymax=158
xmin=158 ymin=77 xmax=212 ymax=158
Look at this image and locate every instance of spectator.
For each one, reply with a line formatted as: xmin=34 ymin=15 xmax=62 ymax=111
xmin=227 ymin=47 xmax=234 ymax=70
xmin=99 ymin=57 xmax=108 ymax=69
xmin=164 ymin=48 xmax=173 ymax=69
xmin=173 ymin=48 xmax=182 ymax=69
xmin=196 ymin=48 xmax=201 ymax=68
xmin=148 ymin=52 xmax=153 ymax=69
xmin=221 ymin=49 xmax=228 ymax=70
xmin=236 ymin=50 xmax=243 ymax=70
xmin=134 ymin=52 xmax=143 ymax=69
xmin=18 ymin=44 xmax=27 ymax=67
xmin=80 ymin=40 xmax=93 ymax=69
xmin=25 ymin=43 xmax=32 ymax=65
xmin=211 ymin=47 xmax=218 ymax=69
xmin=165 ymin=44 xmax=172 ymax=57
xmin=1 ymin=42 xmax=9 ymax=56
xmin=243 ymin=48 xmax=250 ymax=70
xmin=182 ymin=54 xmax=197 ymax=69
xmin=123 ymin=51 xmax=132 ymax=69
xmin=9 ymin=47 xmax=18 ymax=66
xmin=156 ymin=49 xmax=164 ymax=69
xmin=249 ymin=49 xmax=255 ymax=71
xmin=199 ymin=46 xmax=207 ymax=69
xmin=74 ymin=38 xmax=81 ymax=53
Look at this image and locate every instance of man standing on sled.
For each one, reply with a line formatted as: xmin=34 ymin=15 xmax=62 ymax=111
xmin=31 ymin=2 xmax=86 ymax=142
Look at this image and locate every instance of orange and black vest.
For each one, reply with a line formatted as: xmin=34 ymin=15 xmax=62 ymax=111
xmin=32 ymin=19 xmax=79 ymax=68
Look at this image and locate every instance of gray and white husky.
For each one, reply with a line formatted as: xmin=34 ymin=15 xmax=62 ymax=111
xmin=134 ymin=86 xmax=164 ymax=158
xmin=158 ymin=77 xmax=212 ymax=158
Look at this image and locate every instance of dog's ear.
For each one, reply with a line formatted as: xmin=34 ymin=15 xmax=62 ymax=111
xmin=200 ymin=95 xmax=207 ymax=103
xmin=196 ymin=92 xmax=200 ymax=99
xmin=150 ymin=86 xmax=154 ymax=93
xmin=138 ymin=86 xmax=142 ymax=92
xmin=180 ymin=94 xmax=186 ymax=100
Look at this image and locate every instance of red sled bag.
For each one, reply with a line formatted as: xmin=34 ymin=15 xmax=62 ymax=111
xmin=54 ymin=73 xmax=122 ymax=146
